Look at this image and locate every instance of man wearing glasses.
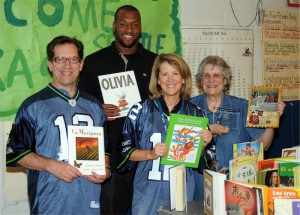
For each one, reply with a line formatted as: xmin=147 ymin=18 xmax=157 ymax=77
xmin=6 ymin=35 xmax=111 ymax=215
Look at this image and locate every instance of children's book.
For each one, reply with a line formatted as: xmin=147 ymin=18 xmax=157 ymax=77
xmin=282 ymin=147 xmax=300 ymax=159
xmin=160 ymin=114 xmax=208 ymax=168
xmin=267 ymin=187 xmax=300 ymax=215
xmin=257 ymin=159 xmax=278 ymax=171
xmin=278 ymin=161 xmax=300 ymax=187
xmin=233 ymin=141 xmax=264 ymax=161
xmin=229 ymin=155 xmax=258 ymax=184
xmin=204 ymin=169 xmax=227 ymax=215
xmin=246 ymin=85 xmax=282 ymax=128
xmin=293 ymin=165 xmax=300 ymax=187
xmin=256 ymin=168 xmax=279 ymax=188
xmin=68 ymin=125 xmax=106 ymax=175
xmin=225 ymin=180 xmax=268 ymax=215
xmin=98 ymin=70 xmax=141 ymax=118
xmin=169 ymin=165 xmax=187 ymax=212
xmin=274 ymin=198 xmax=300 ymax=215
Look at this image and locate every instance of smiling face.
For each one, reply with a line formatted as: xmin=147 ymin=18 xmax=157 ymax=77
xmin=47 ymin=43 xmax=83 ymax=94
xmin=113 ymin=9 xmax=141 ymax=54
xmin=202 ymin=64 xmax=227 ymax=97
xmin=158 ymin=62 xmax=184 ymax=100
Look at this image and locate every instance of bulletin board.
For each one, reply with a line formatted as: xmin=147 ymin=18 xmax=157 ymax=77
xmin=182 ymin=26 xmax=254 ymax=100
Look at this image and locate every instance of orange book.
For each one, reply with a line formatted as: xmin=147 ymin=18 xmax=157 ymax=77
xmin=257 ymin=159 xmax=278 ymax=171
xmin=267 ymin=187 xmax=300 ymax=215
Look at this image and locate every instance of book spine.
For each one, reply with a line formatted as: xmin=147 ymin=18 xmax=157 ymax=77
xmin=175 ymin=167 xmax=185 ymax=211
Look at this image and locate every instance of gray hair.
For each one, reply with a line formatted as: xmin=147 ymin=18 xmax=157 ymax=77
xmin=195 ymin=55 xmax=232 ymax=93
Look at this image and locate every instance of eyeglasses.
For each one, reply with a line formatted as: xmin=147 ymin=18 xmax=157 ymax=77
xmin=202 ymin=73 xmax=224 ymax=80
xmin=53 ymin=56 xmax=81 ymax=64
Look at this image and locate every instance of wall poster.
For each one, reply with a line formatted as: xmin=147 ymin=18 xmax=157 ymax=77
xmin=262 ymin=9 xmax=300 ymax=101
xmin=182 ymin=27 xmax=254 ymax=100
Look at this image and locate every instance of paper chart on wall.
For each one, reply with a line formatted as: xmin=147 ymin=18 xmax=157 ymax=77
xmin=182 ymin=27 xmax=254 ymax=100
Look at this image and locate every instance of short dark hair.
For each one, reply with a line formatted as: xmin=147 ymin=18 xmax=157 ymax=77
xmin=46 ymin=35 xmax=84 ymax=61
xmin=114 ymin=5 xmax=141 ymax=22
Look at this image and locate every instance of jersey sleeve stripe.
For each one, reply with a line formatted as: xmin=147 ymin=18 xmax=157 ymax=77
xmin=6 ymin=150 xmax=32 ymax=165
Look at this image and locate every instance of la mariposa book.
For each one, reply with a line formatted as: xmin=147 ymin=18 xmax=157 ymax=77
xmin=169 ymin=165 xmax=187 ymax=212
xmin=246 ymin=85 xmax=282 ymax=128
xmin=229 ymin=154 xmax=258 ymax=184
xmin=225 ymin=180 xmax=268 ymax=215
xmin=98 ymin=70 xmax=141 ymax=118
xmin=160 ymin=114 xmax=208 ymax=168
xmin=233 ymin=141 xmax=264 ymax=161
xmin=68 ymin=125 xmax=105 ymax=175
xmin=204 ymin=169 xmax=227 ymax=215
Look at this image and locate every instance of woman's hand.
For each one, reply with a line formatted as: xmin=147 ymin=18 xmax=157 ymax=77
xmin=209 ymin=124 xmax=229 ymax=136
xmin=276 ymin=101 xmax=286 ymax=117
xmin=151 ymin=142 xmax=168 ymax=159
xmin=198 ymin=129 xmax=213 ymax=147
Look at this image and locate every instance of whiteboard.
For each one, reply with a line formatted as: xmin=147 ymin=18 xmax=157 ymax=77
xmin=182 ymin=26 xmax=254 ymax=100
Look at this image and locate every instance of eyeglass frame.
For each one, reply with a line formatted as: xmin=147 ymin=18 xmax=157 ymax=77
xmin=52 ymin=56 xmax=82 ymax=64
xmin=202 ymin=73 xmax=224 ymax=80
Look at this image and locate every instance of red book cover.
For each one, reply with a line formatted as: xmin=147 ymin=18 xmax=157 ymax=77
xmin=225 ymin=180 xmax=267 ymax=215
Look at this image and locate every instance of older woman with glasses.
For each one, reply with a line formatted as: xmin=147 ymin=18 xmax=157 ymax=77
xmin=190 ymin=55 xmax=286 ymax=200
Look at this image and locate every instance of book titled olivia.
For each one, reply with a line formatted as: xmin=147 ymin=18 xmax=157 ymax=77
xmin=160 ymin=114 xmax=208 ymax=168
xmin=68 ymin=125 xmax=105 ymax=175
xmin=98 ymin=70 xmax=141 ymax=118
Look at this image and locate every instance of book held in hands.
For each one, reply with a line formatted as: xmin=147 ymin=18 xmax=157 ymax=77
xmin=98 ymin=70 xmax=141 ymax=118
xmin=160 ymin=114 xmax=208 ymax=168
xmin=68 ymin=125 xmax=105 ymax=175
xmin=246 ymin=85 xmax=282 ymax=128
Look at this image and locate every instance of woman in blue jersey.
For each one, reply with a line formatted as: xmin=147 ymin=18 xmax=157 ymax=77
xmin=119 ymin=53 xmax=213 ymax=215
xmin=190 ymin=55 xmax=286 ymax=200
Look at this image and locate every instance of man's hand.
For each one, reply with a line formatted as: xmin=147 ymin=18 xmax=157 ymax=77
xmin=102 ymin=104 xmax=120 ymax=121
xmin=46 ymin=160 xmax=83 ymax=183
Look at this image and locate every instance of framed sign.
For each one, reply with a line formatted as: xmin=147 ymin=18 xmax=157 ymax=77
xmin=287 ymin=0 xmax=300 ymax=7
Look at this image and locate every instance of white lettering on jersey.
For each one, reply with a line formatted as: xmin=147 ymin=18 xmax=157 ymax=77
xmin=73 ymin=114 xmax=93 ymax=126
xmin=54 ymin=114 xmax=93 ymax=161
xmin=148 ymin=133 xmax=171 ymax=181
xmin=128 ymin=103 xmax=142 ymax=121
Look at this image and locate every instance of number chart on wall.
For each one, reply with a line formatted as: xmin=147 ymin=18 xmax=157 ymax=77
xmin=182 ymin=27 xmax=254 ymax=100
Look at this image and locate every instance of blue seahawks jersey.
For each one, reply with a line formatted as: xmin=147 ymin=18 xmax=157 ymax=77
xmin=6 ymin=83 xmax=109 ymax=215
xmin=119 ymin=99 xmax=214 ymax=215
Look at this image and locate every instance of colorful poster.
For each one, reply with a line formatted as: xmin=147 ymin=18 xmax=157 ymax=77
xmin=0 ymin=0 xmax=181 ymax=120
xmin=262 ymin=9 xmax=300 ymax=101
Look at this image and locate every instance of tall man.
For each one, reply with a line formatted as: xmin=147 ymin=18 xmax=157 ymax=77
xmin=78 ymin=5 xmax=157 ymax=214
xmin=6 ymin=35 xmax=111 ymax=214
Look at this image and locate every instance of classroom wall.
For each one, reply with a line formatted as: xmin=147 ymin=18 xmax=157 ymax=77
xmin=0 ymin=0 xmax=297 ymax=214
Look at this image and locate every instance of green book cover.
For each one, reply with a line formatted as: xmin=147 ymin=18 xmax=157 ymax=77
xmin=278 ymin=161 xmax=300 ymax=187
xmin=160 ymin=113 xmax=208 ymax=168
